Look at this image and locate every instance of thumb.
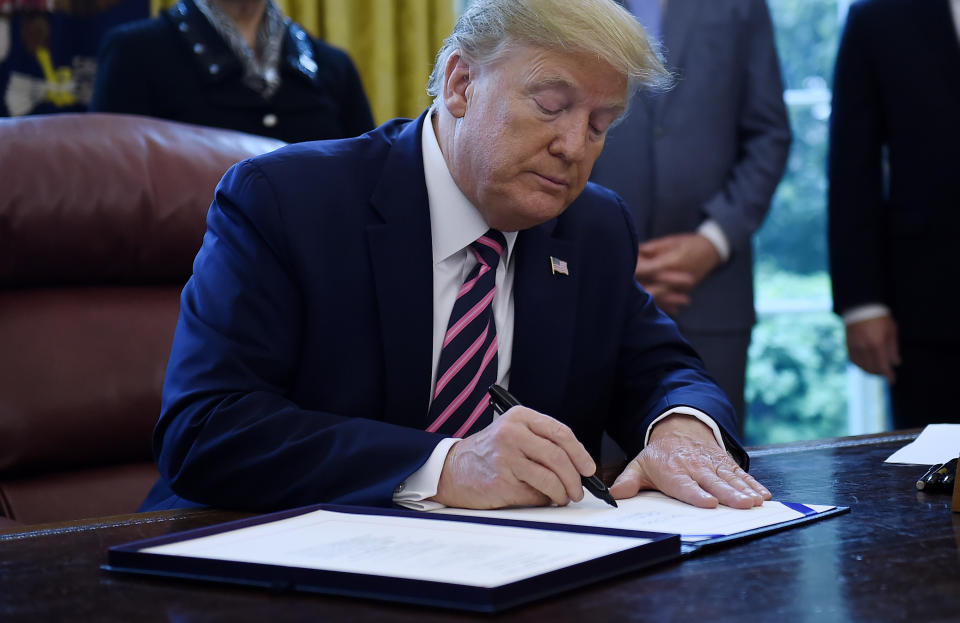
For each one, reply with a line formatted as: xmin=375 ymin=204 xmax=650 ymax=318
xmin=609 ymin=459 xmax=653 ymax=499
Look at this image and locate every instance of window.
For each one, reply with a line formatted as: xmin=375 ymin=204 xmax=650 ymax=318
xmin=745 ymin=0 xmax=889 ymax=445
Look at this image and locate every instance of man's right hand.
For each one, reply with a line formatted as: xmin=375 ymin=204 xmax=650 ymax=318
xmin=432 ymin=407 xmax=597 ymax=509
xmin=846 ymin=314 xmax=900 ymax=383
xmin=634 ymin=233 xmax=721 ymax=316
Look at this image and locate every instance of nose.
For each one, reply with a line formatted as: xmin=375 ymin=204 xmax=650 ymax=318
xmin=548 ymin=113 xmax=591 ymax=162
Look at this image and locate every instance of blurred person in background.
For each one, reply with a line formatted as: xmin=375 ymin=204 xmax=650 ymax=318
xmin=592 ymin=0 xmax=791 ymax=435
xmin=828 ymin=0 xmax=960 ymax=429
xmin=90 ymin=0 xmax=374 ymax=142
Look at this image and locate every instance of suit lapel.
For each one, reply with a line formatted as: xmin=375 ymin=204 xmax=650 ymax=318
xmin=509 ymin=221 xmax=580 ymax=415
xmin=367 ymin=113 xmax=435 ymax=427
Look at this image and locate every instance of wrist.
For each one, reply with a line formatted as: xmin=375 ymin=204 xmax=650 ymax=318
xmin=650 ymin=414 xmax=718 ymax=447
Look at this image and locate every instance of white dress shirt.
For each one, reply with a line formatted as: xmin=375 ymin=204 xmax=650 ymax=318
xmin=394 ymin=111 xmax=725 ymax=510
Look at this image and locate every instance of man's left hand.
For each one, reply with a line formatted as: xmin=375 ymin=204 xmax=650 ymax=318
xmin=609 ymin=415 xmax=771 ymax=509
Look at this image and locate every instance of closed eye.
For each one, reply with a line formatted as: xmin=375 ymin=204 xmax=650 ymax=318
xmin=536 ymin=101 xmax=563 ymax=116
xmin=589 ymin=123 xmax=603 ymax=136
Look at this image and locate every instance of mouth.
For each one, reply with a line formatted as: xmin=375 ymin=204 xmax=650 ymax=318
xmin=532 ymin=172 xmax=569 ymax=189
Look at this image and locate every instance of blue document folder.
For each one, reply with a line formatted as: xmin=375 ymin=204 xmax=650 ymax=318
xmin=104 ymin=503 xmax=681 ymax=613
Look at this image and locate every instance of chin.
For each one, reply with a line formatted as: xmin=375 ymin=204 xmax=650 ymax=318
xmin=483 ymin=187 xmax=570 ymax=230
xmin=509 ymin=206 xmax=567 ymax=230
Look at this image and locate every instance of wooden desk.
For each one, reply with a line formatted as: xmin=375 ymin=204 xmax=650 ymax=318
xmin=2 ymin=432 xmax=959 ymax=622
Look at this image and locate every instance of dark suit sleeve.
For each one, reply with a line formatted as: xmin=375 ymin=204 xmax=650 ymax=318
xmin=604 ymin=198 xmax=748 ymax=468
xmin=701 ymin=0 xmax=791 ymax=252
xmin=335 ymin=49 xmax=376 ymax=136
xmin=827 ymin=2 xmax=887 ymax=314
xmin=90 ymin=26 xmax=158 ymax=116
xmin=154 ymin=159 xmax=441 ymax=512
xmin=312 ymin=39 xmax=375 ymax=137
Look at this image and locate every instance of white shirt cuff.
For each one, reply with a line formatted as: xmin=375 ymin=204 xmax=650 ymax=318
xmin=392 ymin=437 xmax=459 ymax=511
xmin=697 ymin=219 xmax=731 ymax=263
xmin=842 ymin=304 xmax=891 ymax=325
xmin=397 ymin=409 xmax=726 ymax=510
xmin=643 ymin=407 xmax=726 ymax=451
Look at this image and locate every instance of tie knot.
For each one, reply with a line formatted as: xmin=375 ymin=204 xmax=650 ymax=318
xmin=470 ymin=229 xmax=507 ymax=270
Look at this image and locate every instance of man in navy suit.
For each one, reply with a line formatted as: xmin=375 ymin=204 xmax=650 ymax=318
xmin=828 ymin=0 xmax=960 ymax=429
xmin=591 ymin=0 xmax=791 ymax=429
xmin=143 ymin=0 xmax=771 ymax=514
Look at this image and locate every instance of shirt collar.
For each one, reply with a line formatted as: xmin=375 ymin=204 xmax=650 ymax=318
xmin=421 ymin=109 xmax=517 ymax=266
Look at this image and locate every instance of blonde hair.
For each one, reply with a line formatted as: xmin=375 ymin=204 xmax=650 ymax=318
xmin=426 ymin=0 xmax=669 ymax=103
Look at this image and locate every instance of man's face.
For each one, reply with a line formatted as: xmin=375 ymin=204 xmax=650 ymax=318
xmin=442 ymin=45 xmax=627 ymax=232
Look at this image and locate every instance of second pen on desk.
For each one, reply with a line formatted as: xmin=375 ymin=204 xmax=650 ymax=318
xmin=487 ymin=384 xmax=618 ymax=508
xmin=916 ymin=457 xmax=958 ymax=493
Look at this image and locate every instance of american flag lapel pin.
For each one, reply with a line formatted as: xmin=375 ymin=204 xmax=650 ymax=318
xmin=549 ymin=256 xmax=569 ymax=276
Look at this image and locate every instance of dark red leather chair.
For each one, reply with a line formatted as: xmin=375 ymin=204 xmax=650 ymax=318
xmin=0 ymin=113 xmax=283 ymax=526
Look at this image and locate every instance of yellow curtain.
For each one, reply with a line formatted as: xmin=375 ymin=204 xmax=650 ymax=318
xmin=152 ymin=0 xmax=455 ymax=123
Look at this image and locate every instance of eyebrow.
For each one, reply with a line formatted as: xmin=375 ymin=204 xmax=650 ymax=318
xmin=529 ymin=76 xmax=576 ymax=92
xmin=527 ymin=76 xmax=626 ymax=117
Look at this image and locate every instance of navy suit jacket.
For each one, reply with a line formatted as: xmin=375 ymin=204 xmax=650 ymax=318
xmin=143 ymin=112 xmax=745 ymax=513
xmin=592 ymin=0 xmax=790 ymax=332
xmin=828 ymin=0 xmax=960 ymax=343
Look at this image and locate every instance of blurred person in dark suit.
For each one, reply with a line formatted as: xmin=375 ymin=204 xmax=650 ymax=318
xmin=592 ymin=0 xmax=791 ymax=431
xmin=828 ymin=0 xmax=960 ymax=429
xmin=90 ymin=0 xmax=374 ymax=142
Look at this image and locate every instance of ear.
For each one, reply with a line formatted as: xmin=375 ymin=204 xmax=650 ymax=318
xmin=442 ymin=51 xmax=472 ymax=119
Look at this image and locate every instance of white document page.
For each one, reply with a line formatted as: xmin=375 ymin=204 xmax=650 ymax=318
xmin=884 ymin=424 xmax=960 ymax=464
xmin=433 ymin=491 xmax=836 ymax=543
xmin=141 ymin=509 xmax=652 ymax=588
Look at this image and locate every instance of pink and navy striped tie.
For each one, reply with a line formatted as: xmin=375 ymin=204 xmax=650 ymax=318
xmin=426 ymin=229 xmax=507 ymax=437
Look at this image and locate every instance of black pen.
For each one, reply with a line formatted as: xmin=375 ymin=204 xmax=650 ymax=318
xmin=917 ymin=458 xmax=958 ymax=493
xmin=916 ymin=462 xmax=943 ymax=491
xmin=488 ymin=384 xmax=618 ymax=508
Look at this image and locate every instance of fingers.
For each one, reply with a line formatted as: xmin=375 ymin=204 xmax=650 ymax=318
xmin=636 ymin=251 xmax=697 ymax=288
xmin=849 ymin=337 xmax=895 ymax=381
xmin=642 ymin=283 xmax=691 ymax=317
xmin=652 ymin=269 xmax=696 ymax=292
xmin=608 ymin=461 xmax=644 ymax=499
xmin=521 ymin=412 xmax=595 ymax=503
xmin=511 ymin=450 xmax=582 ymax=506
xmin=433 ymin=407 xmax=593 ymax=509
xmin=637 ymin=234 xmax=718 ymax=286
xmin=610 ymin=457 xmax=720 ymax=508
xmin=730 ymin=466 xmax=772 ymax=500
xmin=698 ymin=461 xmax=766 ymax=509
xmin=613 ymin=415 xmax=772 ymax=509
xmin=658 ymin=473 xmax=721 ymax=509
xmin=635 ymin=240 xmax=674 ymax=280
xmin=846 ymin=316 xmax=899 ymax=383
xmin=636 ymin=250 xmax=696 ymax=318
xmin=635 ymin=256 xmax=663 ymax=282
xmin=637 ymin=237 xmax=673 ymax=256
xmin=524 ymin=411 xmax=596 ymax=477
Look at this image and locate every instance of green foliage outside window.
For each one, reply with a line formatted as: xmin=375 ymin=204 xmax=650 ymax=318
xmin=745 ymin=269 xmax=848 ymax=444
xmin=743 ymin=0 xmax=867 ymax=445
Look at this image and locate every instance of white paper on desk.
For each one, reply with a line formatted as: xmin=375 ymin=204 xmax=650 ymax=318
xmin=433 ymin=491 xmax=835 ymax=543
xmin=884 ymin=424 xmax=960 ymax=465
xmin=141 ymin=509 xmax=651 ymax=588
